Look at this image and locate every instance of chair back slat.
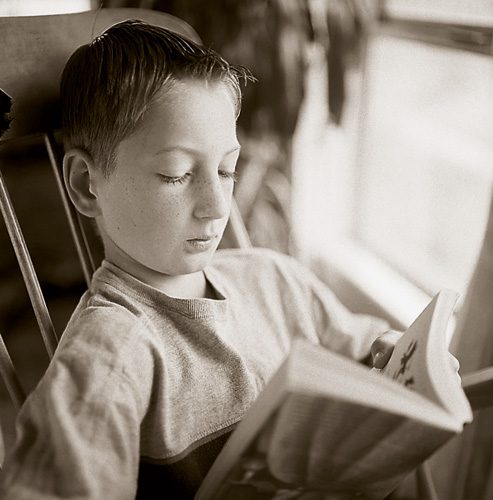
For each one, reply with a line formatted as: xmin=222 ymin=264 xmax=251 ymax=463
xmin=0 ymin=169 xmax=58 ymax=358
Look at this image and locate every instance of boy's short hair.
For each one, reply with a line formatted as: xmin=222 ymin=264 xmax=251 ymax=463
xmin=60 ymin=20 xmax=252 ymax=176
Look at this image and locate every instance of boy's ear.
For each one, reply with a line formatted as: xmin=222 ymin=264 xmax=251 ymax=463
xmin=63 ymin=148 xmax=102 ymax=218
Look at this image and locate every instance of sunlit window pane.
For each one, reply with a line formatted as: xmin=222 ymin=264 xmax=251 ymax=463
xmin=356 ymin=36 xmax=493 ymax=294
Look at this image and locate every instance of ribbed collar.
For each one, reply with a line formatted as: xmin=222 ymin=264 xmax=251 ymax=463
xmin=91 ymin=260 xmax=229 ymax=320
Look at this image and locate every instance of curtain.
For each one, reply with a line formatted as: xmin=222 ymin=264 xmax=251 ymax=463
xmin=431 ymin=189 xmax=493 ymax=499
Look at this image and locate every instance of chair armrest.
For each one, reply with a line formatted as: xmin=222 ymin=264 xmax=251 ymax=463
xmin=462 ymin=367 xmax=493 ymax=411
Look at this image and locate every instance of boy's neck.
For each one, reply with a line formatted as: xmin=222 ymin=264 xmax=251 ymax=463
xmin=144 ymin=268 xmax=214 ymax=299
xmin=103 ymin=249 xmax=213 ymax=300
xmin=116 ymin=258 xmax=213 ymax=299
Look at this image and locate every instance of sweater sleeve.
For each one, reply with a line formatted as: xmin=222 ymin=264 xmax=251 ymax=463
xmin=0 ymin=309 xmax=154 ymax=500
xmin=307 ymin=273 xmax=390 ymax=360
xmin=274 ymin=251 xmax=391 ymax=360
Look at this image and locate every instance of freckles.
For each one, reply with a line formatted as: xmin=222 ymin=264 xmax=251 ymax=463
xmin=166 ymin=193 xmax=185 ymax=218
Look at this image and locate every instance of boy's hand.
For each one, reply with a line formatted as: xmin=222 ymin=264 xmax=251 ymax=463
xmin=370 ymin=330 xmax=403 ymax=369
xmin=370 ymin=331 xmax=462 ymax=384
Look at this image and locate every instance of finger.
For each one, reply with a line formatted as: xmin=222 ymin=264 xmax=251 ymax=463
xmin=372 ymin=349 xmax=392 ymax=369
xmin=371 ymin=330 xmax=402 ymax=369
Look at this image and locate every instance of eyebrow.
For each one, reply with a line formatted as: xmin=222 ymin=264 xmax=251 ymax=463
xmin=153 ymin=145 xmax=241 ymax=157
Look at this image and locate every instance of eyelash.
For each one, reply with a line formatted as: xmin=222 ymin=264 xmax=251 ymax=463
xmin=159 ymin=171 xmax=239 ymax=185
xmin=160 ymin=173 xmax=192 ymax=185
xmin=219 ymin=170 xmax=239 ymax=183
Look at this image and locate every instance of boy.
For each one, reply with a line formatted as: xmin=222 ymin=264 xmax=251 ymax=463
xmin=0 ymin=20 xmax=398 ymax=499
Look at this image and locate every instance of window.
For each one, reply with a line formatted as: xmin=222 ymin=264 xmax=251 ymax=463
xmin=292 ymin=4 xmax=493 ymax=324
xmin=356 ymin=34 xmax=493 ymax=295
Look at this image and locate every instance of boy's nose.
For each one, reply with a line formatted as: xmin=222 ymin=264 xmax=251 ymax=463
xmin=193 ymin=177 xmax=231 ymax=221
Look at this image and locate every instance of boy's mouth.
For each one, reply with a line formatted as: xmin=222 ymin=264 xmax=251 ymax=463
xmin=187 ymin=234 xmax=217 ymax=242
xmin=186 ymin=235 xmax=218 ymax=251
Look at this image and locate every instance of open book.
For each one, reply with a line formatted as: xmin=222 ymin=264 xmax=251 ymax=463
xmin=196 ymin=289 xmax=473 ymax=500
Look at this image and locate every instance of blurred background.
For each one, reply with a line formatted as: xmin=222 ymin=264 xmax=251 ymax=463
xmin=0 ymin=1 xmax=492 ymax=499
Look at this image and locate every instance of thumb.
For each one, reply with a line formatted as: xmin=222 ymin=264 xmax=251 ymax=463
xmin=370 ymin=330 xmax=402 ymax=369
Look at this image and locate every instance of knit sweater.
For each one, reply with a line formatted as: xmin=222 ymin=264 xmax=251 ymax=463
xmin=0 ymin=248 xmax=388 ymax=500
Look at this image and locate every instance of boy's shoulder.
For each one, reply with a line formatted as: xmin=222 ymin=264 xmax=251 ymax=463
xmin=59 ymin=293 xmax=149 ymax=354
xmin=58 ymin=275 xmax=156 ymax=360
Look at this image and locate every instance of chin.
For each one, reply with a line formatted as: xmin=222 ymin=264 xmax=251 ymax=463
xmin=165 ymin=253 xmax=216 ymax=276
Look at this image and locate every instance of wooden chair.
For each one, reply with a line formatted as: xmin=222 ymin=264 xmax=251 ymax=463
xmin=0 ymin=7 xmax=250 ymax=466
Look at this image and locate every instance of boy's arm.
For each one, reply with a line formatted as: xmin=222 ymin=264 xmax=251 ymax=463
xmin=0 ymin=316 xmax=152 ymax=500
xmin=313 ymin=289 xmax=394 ymax=362
xmin=285 ymin=255 xmax=394 ymax=362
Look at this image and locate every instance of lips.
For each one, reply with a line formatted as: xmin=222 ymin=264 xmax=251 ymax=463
xmin=185 ymin=235 xmax=218 ymax=252
xmin=187 ymin=234 xmax=218 ymax=242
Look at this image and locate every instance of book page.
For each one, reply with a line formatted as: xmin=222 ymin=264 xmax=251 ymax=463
xmin=380 ymin=290 xmax=471 ymax=422
xmin=209 ymin=392 xmax=453 ymax=500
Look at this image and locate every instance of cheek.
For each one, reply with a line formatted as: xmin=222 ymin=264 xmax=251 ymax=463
xmin=100 ymin=176 xmax=192 ymax=234
xmin=128 ymin=190 xmax=189 ymax=236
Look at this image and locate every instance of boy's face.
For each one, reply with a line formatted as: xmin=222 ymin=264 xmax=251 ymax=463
xmin=93 ymin=79 xmax=240 ymax=278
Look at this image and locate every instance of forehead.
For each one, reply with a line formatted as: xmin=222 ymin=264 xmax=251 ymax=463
xmin=116 ymin=79 xmax=239 ymax=161
xmin=149 ymin=78 xmax=236 ymax=126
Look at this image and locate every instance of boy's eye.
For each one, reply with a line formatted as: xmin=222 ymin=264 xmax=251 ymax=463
xmin=219 ymin=170 xmax=239 ymax=183
xmin=158 ymin=172 xmax=192 ymax=185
